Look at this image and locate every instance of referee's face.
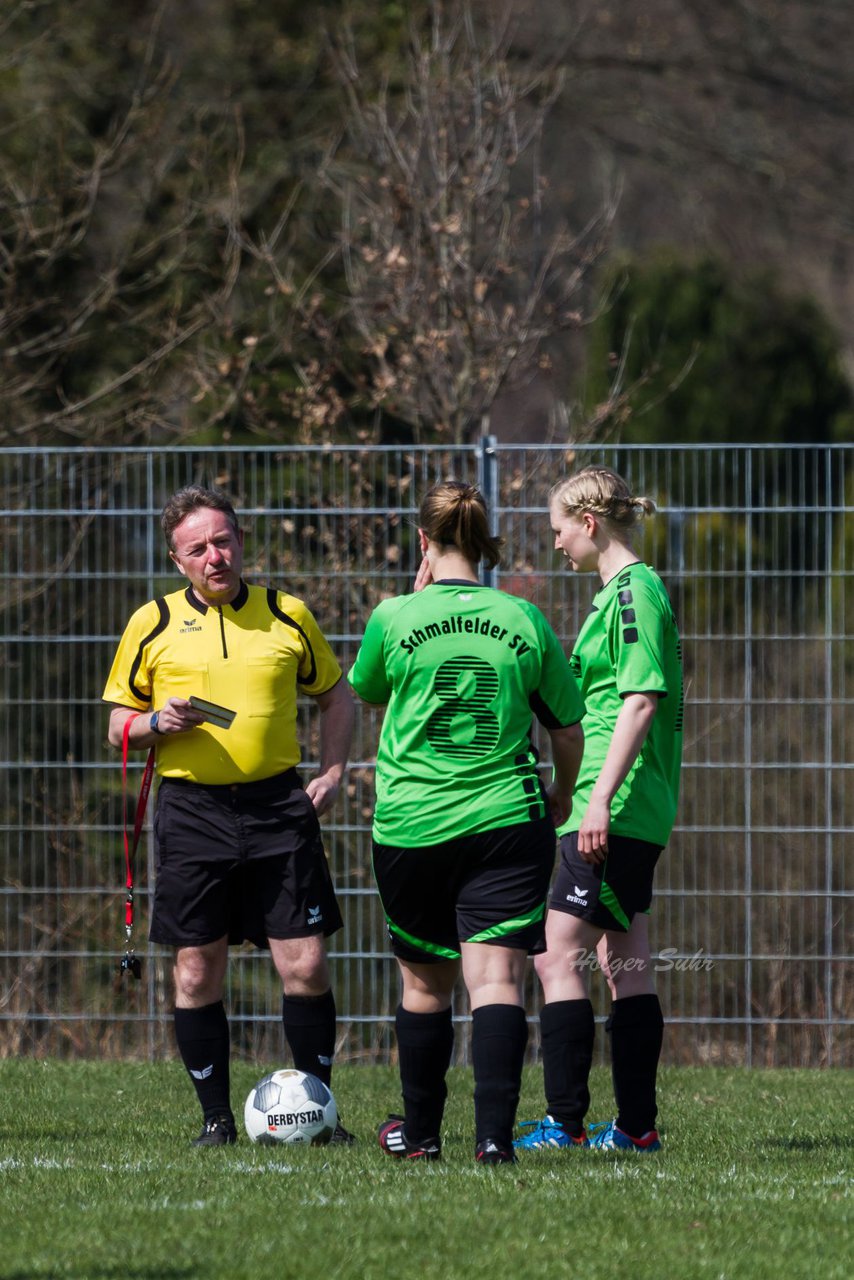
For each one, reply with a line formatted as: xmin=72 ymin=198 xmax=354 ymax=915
xmin=169 ymin=508 xmax=244 ymax=604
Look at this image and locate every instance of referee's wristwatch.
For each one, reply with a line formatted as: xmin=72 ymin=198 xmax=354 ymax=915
xmin=149 ymin=710 xmax=166 ymax=735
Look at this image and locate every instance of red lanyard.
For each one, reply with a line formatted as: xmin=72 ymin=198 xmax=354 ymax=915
xmin=120 ymin=715 xmax=156 ymax=977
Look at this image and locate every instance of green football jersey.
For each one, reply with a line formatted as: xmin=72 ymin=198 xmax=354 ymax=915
xmin=348 ymin=581 xmax=584 ymax=846
xmin=559 ymin=562 xmax=683 ymax=846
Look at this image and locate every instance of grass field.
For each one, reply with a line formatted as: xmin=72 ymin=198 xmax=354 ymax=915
xmin=0 ymin=1060 xmax=850 ymax=1280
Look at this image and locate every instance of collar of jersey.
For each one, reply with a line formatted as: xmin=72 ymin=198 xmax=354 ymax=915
xmin=184 ymin=580 xmax=249 ymax=614
xmin=600 ymin=560 xmax=643 ymax=589
xmin=433 ymin=578 xmax=484 ymax=587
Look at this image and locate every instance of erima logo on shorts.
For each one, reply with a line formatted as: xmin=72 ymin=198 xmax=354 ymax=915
xmin=307 ymin=905 xmax=322 ymax=925
xmin=566 ymin=885 xmax=590 ymax=907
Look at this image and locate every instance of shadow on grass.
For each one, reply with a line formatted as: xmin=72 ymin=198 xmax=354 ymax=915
xmin=3 ymin=1270 xmax=196 ymax=1279
xmin=762 ymin=1135 xmax=854 ymax=1152
xmin=0 ymin=1131 xmax=113 ymax=1145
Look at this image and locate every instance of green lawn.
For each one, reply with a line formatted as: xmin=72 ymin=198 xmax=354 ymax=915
xmin=0 ymin=1061 xmax=850 ymax=1280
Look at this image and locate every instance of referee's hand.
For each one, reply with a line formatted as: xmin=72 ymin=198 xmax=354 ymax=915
xmin=154 ymin=697 xmax=207 ymax=734
xmin=305 ymin=773 xmax=340 ymax=817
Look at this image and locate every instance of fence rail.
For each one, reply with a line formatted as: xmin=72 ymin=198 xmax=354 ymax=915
xmin=1 ymin=442 xmax=851 ymax=1067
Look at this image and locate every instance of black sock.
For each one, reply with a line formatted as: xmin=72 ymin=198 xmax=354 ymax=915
xmin=282 ymin=990 xmax=337 ymax=1086
xmin=395 ymin=1005 xmax=454 ymax=1143
xmin=471 ymin=1003 xmax=528 ymax=1149
xmin=174 ymin=1001 xmax=232 ymax=1121
xmin=540 ymin=998 xmax=595 ymax=1137
xmin=606 ymin=993 xmax=664 ymax=1137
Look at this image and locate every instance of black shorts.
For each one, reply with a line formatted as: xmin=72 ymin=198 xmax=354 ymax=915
xmin=550 ymin=832 xmax=664 ymax=933
xmin=372 ymin=817 xmax=556 ymax=964
xmin=150 ymin=769 xmax=343 ymax=949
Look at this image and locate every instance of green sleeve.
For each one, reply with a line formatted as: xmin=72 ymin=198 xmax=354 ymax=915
xmin=612 ymin=579 xmax=668 ymax=697
xmin=535 ymin=613 xmax=585 ymax=725
xmin=348 ymin=605 xmax=392 ymax=704
xmin=513 ymin=599 xmax=584 ymax=727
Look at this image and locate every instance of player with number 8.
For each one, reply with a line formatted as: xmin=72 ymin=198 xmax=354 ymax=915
xmin=348 ymin=480 xmax=585 ymax=1165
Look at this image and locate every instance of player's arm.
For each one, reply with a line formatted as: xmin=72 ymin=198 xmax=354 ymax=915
xmin=544 ymin=721 xmax=584 ymax=828
xmin=347 ymin=605 xmax=392 ymax=705
xmin=578 ymin=692 xmax=658 ymax=864
xmin=349 ymin=691 xmax=387 ymax=706
xmin=527 ymin=608 xmax=586 ymax=827
xmin=305 ymin=677 xmax=355 ymax=816
xmin=107 ymin=699 xmax=205 ymax=749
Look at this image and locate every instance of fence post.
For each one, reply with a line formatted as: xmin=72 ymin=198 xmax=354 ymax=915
xmin=477 ymin=431 xmax=498 ymax=589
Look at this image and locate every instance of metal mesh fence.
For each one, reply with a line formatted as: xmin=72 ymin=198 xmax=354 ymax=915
xmin=0 ymin=443 xmax=850 ymax=1067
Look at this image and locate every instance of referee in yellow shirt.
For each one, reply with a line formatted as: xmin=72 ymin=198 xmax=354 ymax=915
xmin=103 ymin=485 xmax=355 ymax=1146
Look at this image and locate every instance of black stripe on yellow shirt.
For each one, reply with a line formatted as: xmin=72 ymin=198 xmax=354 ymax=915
xmin=129 ymin=598 xmax=169 ymax=703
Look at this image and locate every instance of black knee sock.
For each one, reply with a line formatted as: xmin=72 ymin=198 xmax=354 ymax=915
xmin=395 ymin=1005 xmax=454 ymax=1143
xmin=174 ymin=1001 xmax=232 ymax=1121
xmin=606 ymin=993 xmax=664 ymax=1136
xmin=471 ymin=1003 xmax=528 ymax=1149
xmin=540 ymin=998 xmax=595 ymax=1137
xmin=282 ymin=990 xmax=337 ymax=1086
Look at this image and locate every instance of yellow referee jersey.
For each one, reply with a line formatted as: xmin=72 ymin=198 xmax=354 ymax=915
xmin=102 ymin=581 xmax=342 ymax=783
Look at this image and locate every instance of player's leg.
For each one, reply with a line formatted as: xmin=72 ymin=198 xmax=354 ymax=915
xmin=598 ymin=911 xmax=656 ymax=999
xmin=461 ymin=940 xmax=528 ymax=1161
xmin=378 ymin=957 xmax=458 ymax=1159
xmin=595 ymin=913 xmax=663 ymax=1147
xmin=458 ymin=817 xmax=557 ymax=1164
xmin=172 ymin=937 xmax=235 ymax=1144
xmin=372 ymin=840 xmax=460 ymax=1159
xmin=580 ymin=836 xmax=665 ymax=1151
xmin=518 ymin=826 xmax=606 ymax=1149
xmin=518 ymin=909 xmax=601 ymax=1147
xmin=381 ymin=956 xmax=459 ymax=1154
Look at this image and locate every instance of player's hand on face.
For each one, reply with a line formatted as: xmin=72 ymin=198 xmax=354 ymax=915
xmin=578 ymin=798 xmax=610 ymax=865
xmin=413 ymin=556 xmax=434 ymax=592
xmin=156 ymin=697 xmax=207 ymax=734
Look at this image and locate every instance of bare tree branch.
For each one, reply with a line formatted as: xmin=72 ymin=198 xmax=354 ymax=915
xmin=239 ymin=0 xmax=615 ymax=443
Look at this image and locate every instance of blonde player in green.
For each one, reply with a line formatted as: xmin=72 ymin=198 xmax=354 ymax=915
xmin=516 ymin=466 xmax=683 ymax=1154
xmin=348 ymin=480 xmax=585 ymax=1165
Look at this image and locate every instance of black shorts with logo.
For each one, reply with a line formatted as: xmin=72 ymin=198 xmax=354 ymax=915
xmin=150 ymin=768 xmax=343 ymax=948
xmin=372 ymin=817 xmax=556 ymax=964
xmin=550 ymin=832 xmax=664 ymax=933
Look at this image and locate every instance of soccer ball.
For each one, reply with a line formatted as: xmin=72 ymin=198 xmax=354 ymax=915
xmin=243 ymin=1068 xmax=338 ymax=1146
